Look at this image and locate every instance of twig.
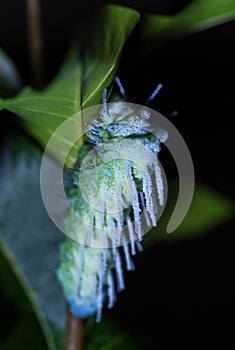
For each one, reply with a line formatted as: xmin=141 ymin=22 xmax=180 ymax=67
xmin=65 ymin=303 xmax=85 ymax=350
xmin=26 ymin=0 xmax=44 ymax=87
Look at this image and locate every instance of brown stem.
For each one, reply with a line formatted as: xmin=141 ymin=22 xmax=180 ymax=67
xmin=26 ymin=0 xmax=44 ymax=87
xmin=65 ymin=303 xmax=85 ymax=350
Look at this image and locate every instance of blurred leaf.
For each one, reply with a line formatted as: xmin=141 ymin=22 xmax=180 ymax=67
xmin=0 ymin=5 xmax=139 ymax=165
xmin=144 ymin=183 xmax=234 ymax=246
xmin=0 ymin=249 xmax=47 ymax=349
xmin=1 ymin=313 xmax=47 ymax=350
xmin=0 ymin=248 xmax=30 ymax=309
xmin=0 ymin=133 xmax=66 ymax=350
xmin=0 ymin=133 xmax=143 ymax=349
xmin=140 ymin=0 xmax=235 ymax=52
xmin=0 ymin=47 xmax=22 ymax=97
xmin=85 ymin=316 xmax=141 ymax=350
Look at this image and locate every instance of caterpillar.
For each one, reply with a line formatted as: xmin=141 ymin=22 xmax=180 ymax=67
xmin=57 ymin=77 xmax=167 ymax=321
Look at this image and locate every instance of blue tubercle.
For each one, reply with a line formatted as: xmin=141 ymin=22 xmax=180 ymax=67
xmin=115 ymin=76 xmax=127 ymax=100
xmin=145 ymin=83 xmax=163 ymax=105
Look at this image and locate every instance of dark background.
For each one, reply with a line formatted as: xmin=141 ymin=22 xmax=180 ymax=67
xmin=0 ymin=1 xmax=235 ymax=349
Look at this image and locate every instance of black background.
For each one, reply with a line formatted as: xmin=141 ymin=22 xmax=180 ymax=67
xmin=0 ymin=1 xmax=235 ymax=349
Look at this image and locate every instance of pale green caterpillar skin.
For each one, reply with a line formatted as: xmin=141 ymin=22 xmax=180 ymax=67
xmin=57 ymin=101 xmax=167 ymax=321
xmin=57 ymin=238 xmax=117 ymax=320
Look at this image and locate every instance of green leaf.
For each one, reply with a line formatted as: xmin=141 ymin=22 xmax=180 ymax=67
xmin=0 ymin=47 xmax=22 ymax=96
xmin=0 ymin=5 xmax=140 ymax=165
xmin=144 ymin=183 xmax=234 ymax=246
xmin=85 ymin=316 xmax=141 ymax=350
xmin=0 ymin=49 xmax=83 ymax=166
xmin=140 ymin=0 xmax=235 ymax=52
xmin=82 ymin=4 xmax=140 ymax=108
xmin=0 ymin=133 xmax=66 ymax=350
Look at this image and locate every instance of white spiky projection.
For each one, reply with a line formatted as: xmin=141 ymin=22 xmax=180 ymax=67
xmin=57 ymin=81 xmax=167 ymax=321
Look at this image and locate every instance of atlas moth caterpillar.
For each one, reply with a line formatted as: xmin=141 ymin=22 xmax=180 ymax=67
xmin=57 ymin=77 xmax=167 ymax=322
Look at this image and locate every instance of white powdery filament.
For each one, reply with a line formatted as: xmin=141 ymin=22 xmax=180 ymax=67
xmin=143 ymin=170 xmax=156 ymax=226
xmin=108 ymin=219 xmax=121 ymax=251
xmin=96 ymin=252 xmax=104 ymax=322
xmin=140 ymin=191 xmax=151 ymax=227
xmin=127 ymin=216 xmax=136 ymax=255
xmin=102 ymin=248 xmax=108 ymax=279
xmin=74 ymin=244 xmax=85 ymax=298
xmin=100 ymin=200 xmax=105 ymax=230
xmin=112 ymin=247 xmax=125 ymax=292
xmin=122 ymin=244 xmax=135 ymax=271
xmin=108 ymin=217 xmax=120 ymax=250
xmin=115 ymin=183 xmax=123 ymax=245
xmin=107 ymin=271 xmax=116 ymax=309
xmin=135 ymin=239 xmax=143 ymax=252
xmin=154 ymin=161 xmax=164 ymax=206
xmin=91 ymin=270 xmax=98 ymax=301
xmin=124 ymin=163 xmax=142 ymax=240
xmin=87 ymin=211 xmax=95 ymax=246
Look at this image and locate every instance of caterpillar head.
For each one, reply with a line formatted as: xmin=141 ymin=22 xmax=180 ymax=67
xmin=85 ymin=103 xmax=167 ymax=145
